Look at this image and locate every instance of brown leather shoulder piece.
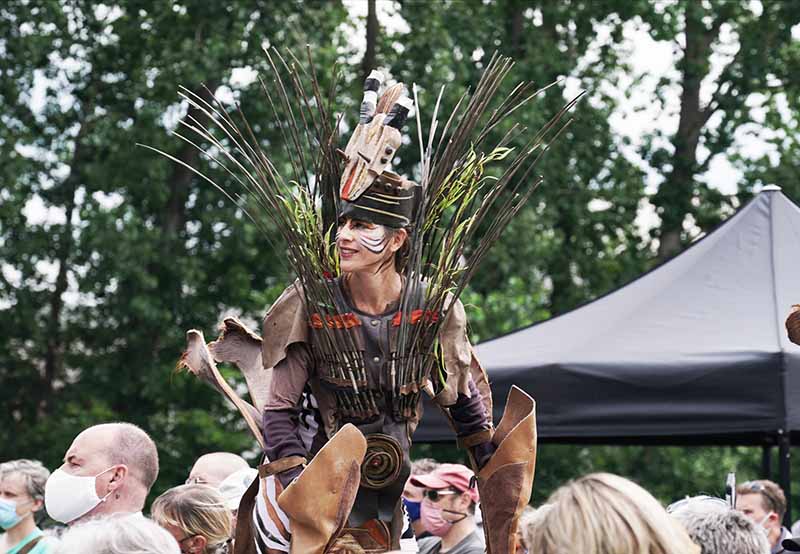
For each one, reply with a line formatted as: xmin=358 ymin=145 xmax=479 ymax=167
xmin=262 ymin=281 xmax=310 ymax=370
xmin=477 ymin=386 xmax=537 ymax=554
xmin=277 ymin=424 xmax=367 ymax=554
xmin=179 ymin=330 xmax=265 ymax=449
xmin=435 ymin=295 xmax=472 ymax=406
xmin=210 ymin=317 xmax=269 ymax=413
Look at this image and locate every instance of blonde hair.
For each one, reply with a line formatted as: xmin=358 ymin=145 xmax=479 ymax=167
xmin=527 ymin=473 xmax=700 ymax=554
xmin=151 ymin=484 xmax=232 ymax=554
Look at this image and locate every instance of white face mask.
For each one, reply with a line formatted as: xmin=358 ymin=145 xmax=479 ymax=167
xmin=758 ymin=511 xmax=775 ymax=535
xmin=44 ymin=466 xmax=115 ymax=524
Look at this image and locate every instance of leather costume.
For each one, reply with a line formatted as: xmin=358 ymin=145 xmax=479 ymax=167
xmin=172 ymin=54 xmax=563 ymax=554
xmin=259 ymin=278 xmax=493 ymax=551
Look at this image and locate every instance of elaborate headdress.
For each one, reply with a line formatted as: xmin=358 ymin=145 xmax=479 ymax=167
xmin=150 ymin=48 xmax=578 ymax=396
xmin=338 ymin=70 xmax=419 ymax=229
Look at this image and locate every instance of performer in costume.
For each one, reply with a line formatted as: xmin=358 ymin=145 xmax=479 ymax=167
xmin=253 ymin=78 xmax=496 ymax=554
xmin=167 ymin=51 xmax=576 ymax=554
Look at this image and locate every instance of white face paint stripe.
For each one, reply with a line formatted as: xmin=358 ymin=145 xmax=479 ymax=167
xmin=337 ymin=222 xmax=390 ymax=254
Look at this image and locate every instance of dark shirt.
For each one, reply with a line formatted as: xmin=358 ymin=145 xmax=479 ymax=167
xmin=417 ymin=528 xmax=485 ymax=554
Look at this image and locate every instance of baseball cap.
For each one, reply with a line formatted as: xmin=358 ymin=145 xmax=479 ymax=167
xmin=218 ymin=467 xmax=258 ymax=511
xmin=409 ymin=463 xmax=479 ymax=503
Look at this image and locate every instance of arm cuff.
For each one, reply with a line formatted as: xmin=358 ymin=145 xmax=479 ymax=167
xmin=456 ymin=428 xmax=494 ymax=449
xmin=258 ymin=455 xmax=307 ymax=478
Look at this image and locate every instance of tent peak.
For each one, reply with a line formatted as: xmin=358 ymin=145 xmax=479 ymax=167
xmin=762 ymin=184 xmax=782 ymax=192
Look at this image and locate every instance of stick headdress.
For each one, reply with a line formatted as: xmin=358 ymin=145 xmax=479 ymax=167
xmin=145 ymin=48 xmax=581 ymax=382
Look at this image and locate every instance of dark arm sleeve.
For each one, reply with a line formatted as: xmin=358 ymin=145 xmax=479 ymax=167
xmin=449 ymin=377 xmax=490 ymax=436
xmin=263 ymin=343 xmax=312 ymax=487
xmin=449 ymin=376 xmax=496 ymax=469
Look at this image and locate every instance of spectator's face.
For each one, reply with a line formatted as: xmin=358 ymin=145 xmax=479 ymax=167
xmin=0 ymin=472 xmax=41 ymax=521
xmin=60 ymin=426 xmax=122 ymax=499
xmin=737 ymin=493 xmax=778 ymax=531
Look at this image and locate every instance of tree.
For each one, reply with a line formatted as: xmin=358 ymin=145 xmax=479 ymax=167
xmin=0 ymin=0 xmax=348 ymax=494
xmin=638 ymin=1 xmax=800 ymax=259
xmin=390 ymin=0 xmax=648 ymax=328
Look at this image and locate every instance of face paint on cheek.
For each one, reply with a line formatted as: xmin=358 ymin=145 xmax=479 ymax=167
xmin=355 ymin=225 xmax=389 ymax=254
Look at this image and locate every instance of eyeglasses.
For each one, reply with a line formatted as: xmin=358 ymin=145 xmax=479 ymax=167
xmin=185 ymin=476 xmax=208 ymax=485
xmin=423 ymin=489 xmax=459 ymax=502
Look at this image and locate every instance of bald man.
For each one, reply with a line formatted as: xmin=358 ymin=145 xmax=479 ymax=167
xmin=187 ymin=452 xmax=249 ymax=488
xmin=45 ymin=422 xmax=159 ymax=525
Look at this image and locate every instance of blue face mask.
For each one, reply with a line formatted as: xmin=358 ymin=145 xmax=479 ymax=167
xmin=0 ymin=497 xmax=30 ymax=530
xmin=403 ymin=498 xmax=421 ymax=522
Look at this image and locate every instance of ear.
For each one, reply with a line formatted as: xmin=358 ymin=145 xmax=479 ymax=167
xmin=387 ymin=228 xmax=407 ymax=254
xmin=31 ymin=497 xmax=44 ymax=513
xmin=456 ymin=491 xmax=472 ymax=511
xmin=189 ymin=535 xmax=208 ymax=553
xmin=107 ymin=465 xmax=129 ymax=491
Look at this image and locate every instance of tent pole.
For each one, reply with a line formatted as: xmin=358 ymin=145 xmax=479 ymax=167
xmin=779 ymin=431 xmax=792 ymax=527
xmin=763 ymin=445 xmax=773 ymax=480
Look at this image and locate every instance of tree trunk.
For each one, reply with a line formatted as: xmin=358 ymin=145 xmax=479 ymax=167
xmin=654 ymin=4 xmax=717 ymax=260
xmin=362 ymin=0 xmax=378 ymax=81
xmin=505 ymin=0 xmax=525 ymax=58
xmin=40 ymin=126 xmax=86 ymax=418
xmin=163 ymin=82 xmax=220 ymax=238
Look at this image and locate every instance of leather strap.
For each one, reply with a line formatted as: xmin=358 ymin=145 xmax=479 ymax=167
xmin=259 ymin=456 xmax=307 ymax=478
xmin=457 ymin=427 xmax=494 ymax=449
xmin=18 ymin=536 xmax=44 ymax=554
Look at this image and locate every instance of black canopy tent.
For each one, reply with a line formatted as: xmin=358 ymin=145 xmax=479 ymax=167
xmin=414 ymin=187 xmax=800 ymax=520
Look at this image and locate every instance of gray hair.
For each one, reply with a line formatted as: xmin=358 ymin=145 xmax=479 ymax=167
xmin=0 ymin=459 xmax=50 ymax=501
xmin=55 ymin=513 xmax=179 ymax=554
xmin=670 ymin=496 xmax=769 ymax=554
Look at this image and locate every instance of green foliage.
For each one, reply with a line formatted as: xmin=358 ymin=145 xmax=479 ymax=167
xmin=2 ymin=0 xmax=800 ymax=517
xmin=414 ymin=441 xmax=765 ymax=508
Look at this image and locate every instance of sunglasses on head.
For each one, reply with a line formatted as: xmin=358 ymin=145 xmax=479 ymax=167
xmin=423 ymin=489 xmax=459 ymax=502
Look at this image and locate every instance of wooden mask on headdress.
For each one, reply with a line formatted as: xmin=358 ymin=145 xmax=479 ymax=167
xmin=338 ymin=71 xmax=418 ymax=228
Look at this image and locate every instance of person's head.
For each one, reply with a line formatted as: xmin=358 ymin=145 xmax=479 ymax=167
xmin=0 ymin=459 xmax=50 ymax=531
xmin=409 ymin=463 xmax=479 ymax=538
xmin=217 ymin=467 xmax=256 ymax=537
xmin=527 ymin=472 xmax=700 ymax=554
xmin=55 ymin=513 xmax=180 ymax=554
xmin=669 ymin=495 xmax=769 ymax=554
xmin=336 ymin=218 xmax=409 ymax=275
xmin=218 ymin=467 xmax=257 ymax=513
xmin=46 ymin=422 xmax=159 ymax=525
xmin=736 ymin=480 xmax=786 ymax=538
xmin=187 ymin=452 xmax=248 ymax=489
xmin=403 ymin=458 xmax=440 ymax=523
xmin=152 ymin=484 xmax=232 ymax=554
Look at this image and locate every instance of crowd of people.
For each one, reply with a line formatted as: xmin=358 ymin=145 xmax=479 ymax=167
xmin=0 ymin=420 xmax=796 ymax=554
